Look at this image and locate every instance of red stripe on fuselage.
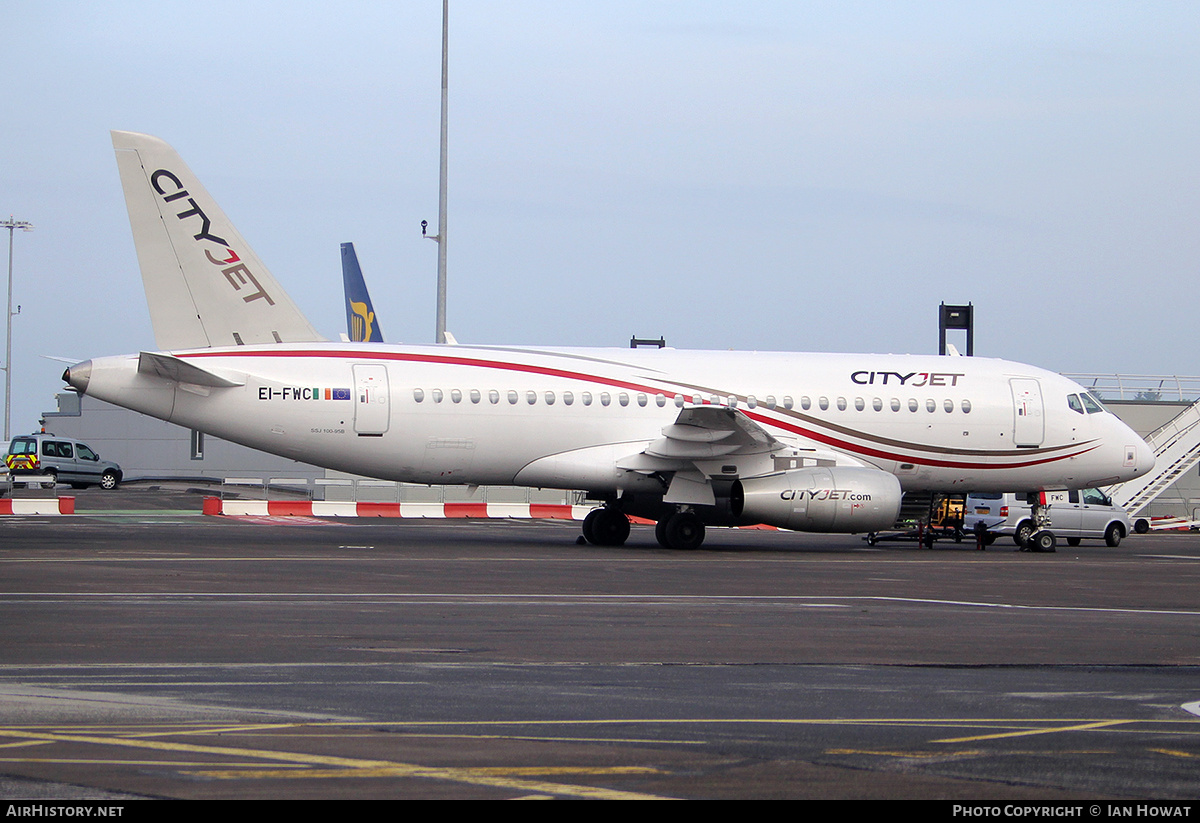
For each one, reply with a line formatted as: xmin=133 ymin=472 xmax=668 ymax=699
xmin=179 ymin=348 xmax=1088 ymax=471
xmin=740 ymin=409 xmax=1098 ymax=471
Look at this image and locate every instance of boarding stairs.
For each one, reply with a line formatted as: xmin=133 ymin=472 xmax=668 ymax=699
xmin=1107 ymin=400 xmax=1200 ymax=515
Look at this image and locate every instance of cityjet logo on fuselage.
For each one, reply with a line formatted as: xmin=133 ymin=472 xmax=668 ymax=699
xmin=150 ymin=169 xmax=276 ymax=306
xmin=779 ymin=489 xmax=872 ymax=501
xmin=850 ymin=371 xmax=964 ymax=387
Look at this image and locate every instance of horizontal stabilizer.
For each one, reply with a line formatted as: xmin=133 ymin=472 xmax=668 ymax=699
xmin=112 ymin=131 xmax=324 ymax=350
xmin=138 ymin=351 xmax=245 ymax=388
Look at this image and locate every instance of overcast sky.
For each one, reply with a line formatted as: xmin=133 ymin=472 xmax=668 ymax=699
xmin=2 ymin=1 xmax=1198 ymax=433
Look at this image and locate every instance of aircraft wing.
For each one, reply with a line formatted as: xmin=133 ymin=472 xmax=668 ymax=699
xmin=617 ymin=405 xmax=786 ymax=506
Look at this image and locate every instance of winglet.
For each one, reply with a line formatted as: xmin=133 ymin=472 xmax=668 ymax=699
xmin=112 ymin=131 xmax=324 ymax=350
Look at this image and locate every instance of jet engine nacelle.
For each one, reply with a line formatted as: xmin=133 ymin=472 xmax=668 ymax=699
xmin=730 ymin=466 xmax=903 ymax=532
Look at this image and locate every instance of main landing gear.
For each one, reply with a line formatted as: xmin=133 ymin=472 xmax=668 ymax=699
xmin=579 ymin=507 xmax=708 ymax=550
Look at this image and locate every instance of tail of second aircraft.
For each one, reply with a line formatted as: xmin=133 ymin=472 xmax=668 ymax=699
xmin=341 ymin=242 xmax=384 ymax=343
xmin=111 ymin=131 xmax=324 ymax=350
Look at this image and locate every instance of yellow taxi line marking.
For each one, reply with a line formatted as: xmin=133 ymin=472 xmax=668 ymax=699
xmin=0 ymin=728 xmax=670 ymax=800
xmin=1150 ymin=748 xmax=1198 ymax=758
xmin=186 ymin=766 xmax=664 ymax=780
xmin=933 ymin=720 xmax=1132 ymax=743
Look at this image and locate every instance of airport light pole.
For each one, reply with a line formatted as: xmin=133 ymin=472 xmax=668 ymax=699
xmin=2 ymin=217 xmax=32 ymax=443
xmin=426 ymin=0 xmax=449 ymax=344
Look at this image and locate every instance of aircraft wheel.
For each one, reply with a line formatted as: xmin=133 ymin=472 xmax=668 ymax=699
xmin=1030 ymin=529 xmax=1057 ymax=553
xmin=582 ymin=510 xmax=599 ymax=544
xmin=1105 ymin=523 xmax=1124 ymax=547
xmin=1014 ymin=521 xmax=1034 ymax=548
xmin=664 ymin=512 xmax=705 ymax=550
xmin=1066 ymin=536 xmax=1081 ymax=547
xmin=866 ymin=532 xmax=878 ymax=546
xmin=584 ymin=508 xmax=630 ymax=547
xmin=655 ymin=519 xmax=671 ymax=548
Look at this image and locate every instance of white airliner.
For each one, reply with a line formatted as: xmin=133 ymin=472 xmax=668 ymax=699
xmin=63 ymin=131 xmax=1153 ymax=551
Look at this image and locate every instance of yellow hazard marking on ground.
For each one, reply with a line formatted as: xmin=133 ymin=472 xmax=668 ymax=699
xmin=0 ymin=727 xmax=671 ymax=800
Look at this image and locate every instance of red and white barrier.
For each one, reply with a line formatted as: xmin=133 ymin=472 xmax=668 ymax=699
xmin=203 ymin=497 xmax=595 ymax=520
xmin=0 ymin=497 xmax=75 ymax=515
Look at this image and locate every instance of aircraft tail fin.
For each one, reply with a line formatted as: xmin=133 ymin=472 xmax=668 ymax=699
xmin=111 ymin=131 xmax=325 ymax=350
xmin=341 ymin=242 xmax=384 ymax=343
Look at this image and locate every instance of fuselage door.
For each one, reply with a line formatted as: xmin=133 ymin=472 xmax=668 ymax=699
xmin=1010 ymin=377 xmax=1044 ymax=447
xmin=353 ymin=364 xmax=389 ymax=436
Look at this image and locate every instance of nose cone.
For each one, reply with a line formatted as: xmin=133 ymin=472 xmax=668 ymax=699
xmin=63 ymin=360 xmax=92 ymax=394
xmin=1135 ymin=436 xmax=1156 ymax=476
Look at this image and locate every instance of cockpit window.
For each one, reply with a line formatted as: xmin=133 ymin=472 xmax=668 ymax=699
xmin=1067 ymin=394 xmax=1085 ymax=414
xmin=1081 ymin=392 xmax=1105 ymax=414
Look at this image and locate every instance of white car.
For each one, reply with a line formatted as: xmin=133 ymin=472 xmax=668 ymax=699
xmin=964 ymin=489 xmax=1132 ymax=547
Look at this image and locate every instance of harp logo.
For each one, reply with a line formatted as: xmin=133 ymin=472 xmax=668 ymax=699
xmin=349 ymin=301 xmax=376 ymax=342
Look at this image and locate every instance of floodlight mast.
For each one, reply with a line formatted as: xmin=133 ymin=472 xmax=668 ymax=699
xmin=431 ymin=0 xmax=449 ymax=344
xmin=2 ymin=216 xmax=32 ymax=443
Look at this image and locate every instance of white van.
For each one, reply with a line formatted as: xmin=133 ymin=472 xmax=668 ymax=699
xmin=964 ymin=489 xmax=1132 ymax=547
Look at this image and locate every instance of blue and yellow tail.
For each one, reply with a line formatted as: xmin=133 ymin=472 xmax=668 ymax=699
xmin=341 ymin=242 xmax=384 ymax=343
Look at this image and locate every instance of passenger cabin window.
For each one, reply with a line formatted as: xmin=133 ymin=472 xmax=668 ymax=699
xmin=489 ymin=390 xmax=500 ymax=404
xmin=432 ymin=389 xmax=443 ymax=403
xmin=450 ymin=389 xmax=462 ymax=404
